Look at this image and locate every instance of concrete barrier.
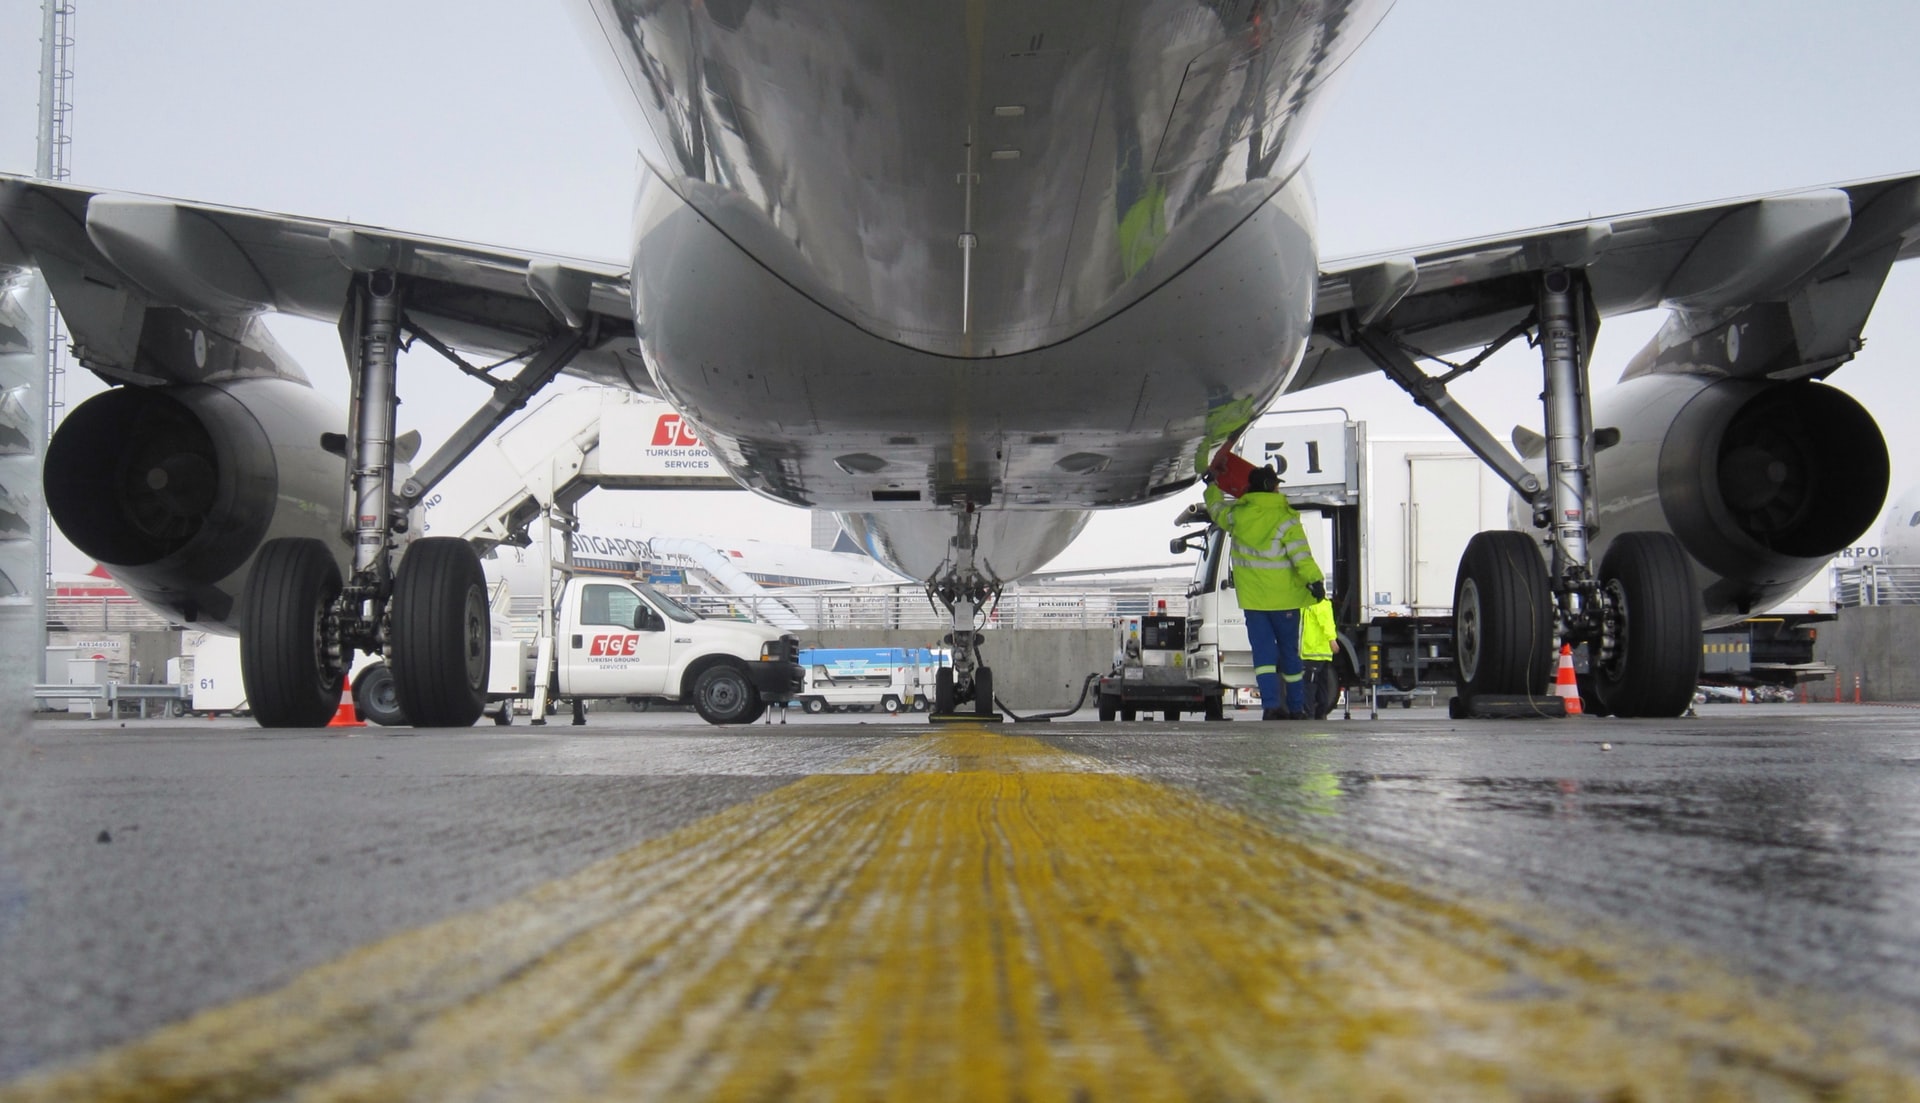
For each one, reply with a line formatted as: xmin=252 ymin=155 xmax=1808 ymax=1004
xmin=1811 ymin=606 xmax=1920 ymax=703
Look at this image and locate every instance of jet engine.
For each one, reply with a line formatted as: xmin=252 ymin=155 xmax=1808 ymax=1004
xmin=45 ymin=378 xmax=347 ymax=630
xmin=1570 ymin=374 xmax=1887 ymax=621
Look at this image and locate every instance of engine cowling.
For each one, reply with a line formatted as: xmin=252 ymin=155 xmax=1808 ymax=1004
xmin=1569 ymin=374 xmax=1887 ymax=621
xmin=46 ymin=378 xmax=347 ymax=630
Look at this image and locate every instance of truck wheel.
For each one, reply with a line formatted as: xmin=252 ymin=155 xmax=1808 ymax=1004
xmin=390 ymin=537 xmax=489 ymax=728
xmin=1453 ymin=530 xmax=1553 ymax=699
xmin=1591 ymin=532 xmax=1702 ymax=718
xmin=240 ymin=538 xmax=343 ymax=728
xmin=692 ymin=663 xmax=761 ymax=724
xmin=352 ymin=662 xmax=408 ymax=727
xmin=1162 ymin=708 xmax=1179 ymax=722
xmin=973 ymin=667 xmax=995 ymax=715
xmin=911 ymin=697 xmax=928 ymax=712
xmin=935 ymin=667 xmax=955 ymax=714
xmin=803 ymin=697 xmax=826 ymax=714
xmin=881 ymin=694 xmax=903 ymax=713
xmin=1121 ymin=708 xmax=1137 ymax=722
xmin=1098 ymin=693 xmax=1119 ymax=722
xmin=1203 ymin=695 xmax=1225 ymax=722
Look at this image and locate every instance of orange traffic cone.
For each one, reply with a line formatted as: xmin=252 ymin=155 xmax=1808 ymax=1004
xmin=1553 ymin=644 xmax=1584 ymax=715
xmin=329 ymin=676 xmax=366 ymax=728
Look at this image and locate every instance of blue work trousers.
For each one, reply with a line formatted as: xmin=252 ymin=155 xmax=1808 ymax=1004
xmin=1245 ymin=607 xmax=1305 ymax=715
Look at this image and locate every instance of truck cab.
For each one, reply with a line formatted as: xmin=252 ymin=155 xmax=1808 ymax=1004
xmin=550 ymin=576 xmax=802 ymax=724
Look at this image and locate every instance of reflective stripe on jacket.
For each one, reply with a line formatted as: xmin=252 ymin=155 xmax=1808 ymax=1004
xmin=1203 ymin=484 xmax=1324 ymax=611
xmin=1300 ymin=598 xmax=1336 ymax=660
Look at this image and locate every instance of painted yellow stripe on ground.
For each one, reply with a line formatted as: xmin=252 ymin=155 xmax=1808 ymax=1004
xmin=6 ymin=729 xmax=1916 ymax=1101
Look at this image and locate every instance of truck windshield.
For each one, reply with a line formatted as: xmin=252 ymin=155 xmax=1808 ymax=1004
xmin=634 ymin=582 xmax=700 ymax=624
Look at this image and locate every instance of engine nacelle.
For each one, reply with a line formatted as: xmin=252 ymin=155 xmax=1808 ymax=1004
xmin=46 ymin=378 xmax=347 ymax=630
xmin=1536 ymin=374 xmax=1887 ymax=621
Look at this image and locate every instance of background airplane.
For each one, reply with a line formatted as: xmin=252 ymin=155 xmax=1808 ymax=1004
xmin=3 ymin=0 xmax=1920 ymax=726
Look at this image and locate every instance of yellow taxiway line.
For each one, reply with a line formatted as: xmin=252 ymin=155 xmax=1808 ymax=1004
xmin=6 ymin=729 xmax=1915 ymax=1100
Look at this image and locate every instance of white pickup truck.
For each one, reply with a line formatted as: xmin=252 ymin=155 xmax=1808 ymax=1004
xmin=353 ymin=574 xmax=803 ymax=726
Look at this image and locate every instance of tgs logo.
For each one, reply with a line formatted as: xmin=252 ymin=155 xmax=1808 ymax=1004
xmin=652 ymin=415 xmax=700 ymax=447
xmin=589 ymin=634 xmax=640 ymax=656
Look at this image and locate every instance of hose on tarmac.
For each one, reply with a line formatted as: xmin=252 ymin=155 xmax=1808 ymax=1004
xmin=993 ymin=670 xmax=1104 ymax=723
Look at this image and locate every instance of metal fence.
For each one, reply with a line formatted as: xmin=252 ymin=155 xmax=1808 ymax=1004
xmin=677 ymin=589 xmax=1188 ymax=631
xmin=1833 ymin=564 xmax=1920 ymax=607
xmin=46 ymin=595 xmax=179 ymax=633
xmin=46 ymin=586 xmax=1185 ymax=639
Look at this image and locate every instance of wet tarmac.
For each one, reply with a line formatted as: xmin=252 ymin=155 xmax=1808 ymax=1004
xmin=3 ymin=702 xmax=1918 ymax=1098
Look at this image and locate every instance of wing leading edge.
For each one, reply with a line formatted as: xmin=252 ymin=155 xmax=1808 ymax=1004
xmin=1299 ymin=171 xmax=1920 ymax=395
xmin=0 ymin=175 xmax=647 ymax=394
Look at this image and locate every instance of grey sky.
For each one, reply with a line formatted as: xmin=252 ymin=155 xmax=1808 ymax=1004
xmin=5 ymin=0 xmax=1919 ymax=573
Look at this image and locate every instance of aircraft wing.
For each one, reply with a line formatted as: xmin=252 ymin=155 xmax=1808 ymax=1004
xmin=1298 ymin=171 xmax=1920 ymax=393
xmin=0 ymin=174 xmax=647 ymax=392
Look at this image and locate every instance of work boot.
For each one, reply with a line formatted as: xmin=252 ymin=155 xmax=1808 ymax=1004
xmin=1261 ymin=708 xmax=1295 ymax=721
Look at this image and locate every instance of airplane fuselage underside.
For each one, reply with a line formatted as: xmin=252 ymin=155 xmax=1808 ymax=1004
xmin=579 ymin=0 xmax=1388 ymax=581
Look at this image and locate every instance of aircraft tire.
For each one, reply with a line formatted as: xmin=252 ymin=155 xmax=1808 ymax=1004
xmin=935 ymin=667 xmax=955 ymax=714
xmin=973 ymin=667 xmax=995 ymax=715
xmin=691 ymin=662 xmax=760 ymax=724
xmin=1576 ymin=670 xmax=1614 ymax=717
xmin=240 ymin=537 xmax=343 ymax=728
xmin=352 ymin=662 xmax=408 ymax=727
xmin=1592 ymin=532 xmax=1702 ymax=718
xmin=390 ymin=537 xmax=489 ymax=728
xmin=1453 ymin=530 xmax=1554 ymax=699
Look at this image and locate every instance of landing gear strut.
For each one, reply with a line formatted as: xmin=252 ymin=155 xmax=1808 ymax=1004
xmin=237 ymin=265 xmax=590 ymax=727
xmin=926 ymin=505 xmax=1002 ymax=722
xmin=1356 ymin=267 xmax=1701 ymax=717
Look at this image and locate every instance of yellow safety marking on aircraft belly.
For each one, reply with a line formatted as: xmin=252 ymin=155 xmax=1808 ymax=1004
xmin=8 ymin=729 xmax=1916 ymax=1101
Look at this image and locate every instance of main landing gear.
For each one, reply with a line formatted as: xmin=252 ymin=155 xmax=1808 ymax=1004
xmin=239 ymin=266 xmax=591 ymax=728
xmin=1355 ymin=267 xmax=1701 ymax=718
xmin=926 ymin=507 xmax=1002 ymax=723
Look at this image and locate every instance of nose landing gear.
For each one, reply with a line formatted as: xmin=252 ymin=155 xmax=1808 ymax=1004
xmin=925 ymin=509 xmax=1003 ymax=723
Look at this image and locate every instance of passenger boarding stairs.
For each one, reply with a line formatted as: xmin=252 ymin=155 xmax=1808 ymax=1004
xmin=427 ymin=387 xmax=811 ymax=631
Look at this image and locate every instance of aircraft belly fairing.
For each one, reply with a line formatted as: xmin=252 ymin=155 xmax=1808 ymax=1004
xmin=629 ymin=171 xmax=1319 ymax=516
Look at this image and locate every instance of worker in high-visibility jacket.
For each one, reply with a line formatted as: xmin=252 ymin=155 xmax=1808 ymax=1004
xmin=1300 ymin=591 xmax=1340 ymax=720
xmin=1203 ymin=464 xmax=1325 ymax=720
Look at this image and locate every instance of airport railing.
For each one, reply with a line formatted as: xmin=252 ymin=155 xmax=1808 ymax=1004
xmin=47 ymin=595 xmax=180 ymax=633
xmin=678 ymin=589 xmax=1187 ymax=631
xmin=1832 ymin=564 xmax=1920 ymax=607
xmin=33 ymin=682 xmax=192 ymax=718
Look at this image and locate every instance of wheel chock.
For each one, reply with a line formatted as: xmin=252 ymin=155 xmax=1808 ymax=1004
xmin=1448 ymin=694 xmax=1567 ymax=720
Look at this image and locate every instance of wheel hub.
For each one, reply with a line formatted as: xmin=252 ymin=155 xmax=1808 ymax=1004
xmin=1457 ymin=578 xmax=1482 ymax=681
